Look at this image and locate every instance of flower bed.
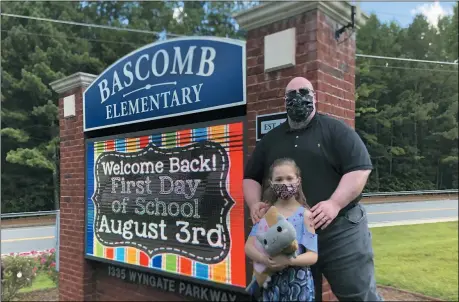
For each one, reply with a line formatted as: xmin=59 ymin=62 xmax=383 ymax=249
xmin=1 ymin=249 xmax=58 ymax=301
xmin=1 ymin=249 xmax=55 ymax=258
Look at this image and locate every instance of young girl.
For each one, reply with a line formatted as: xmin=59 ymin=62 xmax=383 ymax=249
xmin=245 ymin=158 xmax=318 ymax=302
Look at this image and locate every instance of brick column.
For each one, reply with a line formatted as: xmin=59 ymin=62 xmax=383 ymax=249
xmin=234 ymin=2 xmax=367 ymax=301
xmin=235 ymin=1 xmax=366 ymax=154
xmin=50 ymin=72 xmax=98 ymax=301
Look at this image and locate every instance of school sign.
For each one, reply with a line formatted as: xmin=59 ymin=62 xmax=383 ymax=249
xmin=83 ymin=37 xmax=246 ymax=131
xmin=82 ymin=37 xmax=249 ymax=297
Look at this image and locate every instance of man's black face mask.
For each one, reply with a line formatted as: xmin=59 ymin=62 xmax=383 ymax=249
xmin=285 ymin=88 xmax=314 ymax=122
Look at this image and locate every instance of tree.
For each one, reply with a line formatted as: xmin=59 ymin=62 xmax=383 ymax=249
xmin=356 ymin=5 xmax=458 ymax=192
xmin=1 ymin=1 xmax=256 ymax=213
xmin=2 ymin=2 xmax=456 ymax=213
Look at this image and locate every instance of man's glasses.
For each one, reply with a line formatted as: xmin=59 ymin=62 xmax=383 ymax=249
xmin=285 ymin=88 xmax=314 ymax=100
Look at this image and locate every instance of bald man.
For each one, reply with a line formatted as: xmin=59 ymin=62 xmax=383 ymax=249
xmin=244 ymin=77 xmax=382 ymax=301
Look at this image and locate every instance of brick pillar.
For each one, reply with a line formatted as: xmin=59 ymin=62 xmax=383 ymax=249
xmin=235 ymin=2 xmax=367 ymax=301
xmin=50 ymin=72 xmax=98 ymax=301
xmin=235 ymin=1 xmax=366 ymax=154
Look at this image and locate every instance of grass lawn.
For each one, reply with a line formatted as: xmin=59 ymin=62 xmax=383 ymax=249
xmin=372 ymin=221 xmax=458 ymax=301
xmin=19 ymin=272 xmax=56 ymax=293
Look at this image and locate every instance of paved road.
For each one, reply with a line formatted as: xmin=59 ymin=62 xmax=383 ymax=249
xmin=366 ymin=199 xmax=457 ymax=224
xmin=1 ymin=199 xmax=457 ymax=255
xmin=1 ymin=225 xmax=56 ymax=255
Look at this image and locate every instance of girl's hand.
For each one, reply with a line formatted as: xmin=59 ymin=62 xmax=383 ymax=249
xmin=267 ymin=255 xmax=291 ymax=272
xmin=260 ymin=255 xmax=275 ymax=268
xmin=260 ymin=256 xmax=281 ymax=271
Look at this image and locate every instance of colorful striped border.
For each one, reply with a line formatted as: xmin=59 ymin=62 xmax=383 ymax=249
xmin=85 ymin=122 xmax=246 ymax=287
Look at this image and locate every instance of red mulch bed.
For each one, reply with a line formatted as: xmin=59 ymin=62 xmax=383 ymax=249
xmin=378 ymin=285 xmax=443 ymax=301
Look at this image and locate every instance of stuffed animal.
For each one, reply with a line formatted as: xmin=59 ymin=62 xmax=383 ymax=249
xmin=246 ymin=206 xmax=299 ymax=295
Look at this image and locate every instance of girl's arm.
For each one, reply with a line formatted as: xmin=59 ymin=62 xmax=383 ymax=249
xmin=290 ymin=210 xmax=318 ymax=267
xmin=245 ymin=236 xmax=269 ymax=264
xmin=290 ymin=249 xmax=318 ymax=267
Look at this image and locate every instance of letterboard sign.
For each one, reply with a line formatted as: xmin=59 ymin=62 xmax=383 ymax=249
xmin=83 ymin=37 xmax=246 ymax=131
xmin=85 ymin=120 xmax=247 ymax=289
xmin=255 ymin=111 xmax=287 ymax=141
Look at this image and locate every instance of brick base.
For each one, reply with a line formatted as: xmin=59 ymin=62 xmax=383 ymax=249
xmin=91 ymin=264 xmax=338 ymax=302
xmin=94 ymin=268 xmax=189 ymax=301
xmin=93 ymin=266 xmax=337 ymax=301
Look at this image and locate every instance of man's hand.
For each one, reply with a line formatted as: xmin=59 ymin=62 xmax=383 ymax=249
xmin=311 ymin=199 xmax=341 ymax=230
xmin=249 ymin=202 xmax=270 ymax=224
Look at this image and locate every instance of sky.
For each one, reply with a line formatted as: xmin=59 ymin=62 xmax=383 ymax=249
xmin=359 ymin=1 xmax=456 ymax=28
xmin=167 ymin=1 xmax=457 ymax=38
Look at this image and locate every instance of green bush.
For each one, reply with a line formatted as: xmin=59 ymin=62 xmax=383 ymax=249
xmin=1 ymin=255 xmax=38 ymax=301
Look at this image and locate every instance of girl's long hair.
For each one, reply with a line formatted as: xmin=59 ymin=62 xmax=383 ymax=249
xmin=262 ymin=158 xmax=308 ymax=208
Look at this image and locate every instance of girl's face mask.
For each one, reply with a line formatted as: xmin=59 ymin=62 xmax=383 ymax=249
xmin=270 ymin=181 xmax=300 ymax=200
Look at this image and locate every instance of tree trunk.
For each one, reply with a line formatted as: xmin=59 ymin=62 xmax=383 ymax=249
xmin=439 ymin=169 xmax=444 ymax=189
xmin=51 ymin=119 xmax=60 ymax=211
xmin=389 ymin=122 xmax=393 ymax=176
xmin=374 ymin=102 xmax=380 ymax=189
xmin=436 ymin=159 xmax=440 ymax=189
xmin=53 ymin=143 xmax=59 ymax=210
xmin=414 ymin=119 xmax=418 ymax=157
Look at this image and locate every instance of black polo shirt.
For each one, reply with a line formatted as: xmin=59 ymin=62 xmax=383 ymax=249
xmin=244 ymin=113 xmax=373 ymax=210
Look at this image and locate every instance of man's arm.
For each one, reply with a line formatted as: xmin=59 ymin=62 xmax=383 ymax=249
xmin=330 ymin=170 xmax=371 ymax=209
xmin=244 ymin=140 xmax=268 ymax=222
xmin=243 ymin=139 xmax=266 ymax=204
xmin=243 ymin=179 xmax=263 ymax=210
xmin=329 ymin=121 xmax=373 ymax=209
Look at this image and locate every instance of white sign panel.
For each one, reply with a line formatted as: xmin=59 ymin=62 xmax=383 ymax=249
xmin=256 ymin=112 xmax=287 ymax=141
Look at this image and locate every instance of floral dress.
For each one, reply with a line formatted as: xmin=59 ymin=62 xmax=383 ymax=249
xmin=249 ymin=206 xmax=318 ymax=302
